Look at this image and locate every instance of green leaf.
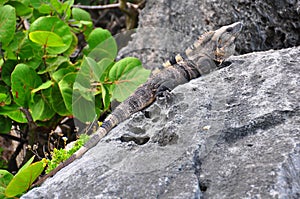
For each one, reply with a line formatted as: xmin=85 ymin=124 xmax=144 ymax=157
xmin=52 ymin=67 xmax=75 ymax=82
xmin=62 ymin=0 xmax=74 ymax=20
xmin=30 ymin=0 xmax=49 ymax=9
xmin=97 ymin=58 xmax=114 ymax=81
xmin=101 ymin=84 xmax=110 ymax=110
xmin=72 ymin=57 xmax=99 ymax=122
xmin=5 ymin=158 xmax=44 ymax=197
xmin=72 ymin=7 xmax=92 ymax=21
xmin=0 ymin=116 xmax=12 ymax=134
xmin=85 ymin=28 xmax=117 ymax=61
xmin=4 ymin=31 xmax=25 ymax=60
xmin=0 ymin=170 xmax=13 ymax=199
xmin=36 ymin=3 xmax=51 ymax=14
xmin=0 ymin=0 xmax=9 ymax=6
xmin=31 ymin=80 xmax=53 ymax=94
xmin=18 ymin=37 xmax=43 ymax=60
xmin=11 ymin=64 xmax=42 ymax=107
xmin=50 ymin=83 xmax=70 ymax=116
xmin=7 ymin=1 xmax=33 ymax=16
xmin=30 ymin=93 xmax=55 ymax=121
xmin=38 ymin=56 xmax=69 ymax=74
xmin=0 ymin=93 xmax=7 ymax=102
xmin=63 ymin=31 xmax=78 ymax=56
xmin=87 ymin=28 xmax=112 ymax=50
xmin=58 ymin=73 xmax=77 ymax=113
xmin=0 ymin=85 xmax=11 ymax=105
xmin=109 ymin=58 xmax=150 ymax=102
xmin=0 ymin=104 xmax=27 ymax=123
xmin=29 ymin=31 xmax=66 ymax=47
xmin=1 ymin=60 xmax=16 ymax=86
xmin=29 ymin=16 xmax=73 ymax=54
xmin=109 ymin=57 xmax=143 ymax=81
xmin=0 ymin=5 xmax=16 ymax=46
xmin=18 ymin=156 xmax=35 ymax=173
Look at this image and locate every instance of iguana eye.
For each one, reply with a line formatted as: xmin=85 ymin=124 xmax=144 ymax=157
xmin=226 ymin=27 xmax=233 ymax=32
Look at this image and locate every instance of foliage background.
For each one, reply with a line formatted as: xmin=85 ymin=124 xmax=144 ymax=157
xmin=0 ymin=0 xmax=147 ymax=179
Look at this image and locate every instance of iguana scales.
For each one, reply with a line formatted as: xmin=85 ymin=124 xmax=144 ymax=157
xmin=34 ymin=21 xmax=242 ymax=186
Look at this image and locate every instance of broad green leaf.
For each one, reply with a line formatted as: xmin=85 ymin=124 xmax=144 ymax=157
xmin=4 ymin=31 xmax=25 ymax=60
xmin=1 ymin=60 xmax=16 ymax=86
xmin=0 ymin=93 xmax=7 ymax=102
xmin=30 ymin=93 xmax=55 ymax=121
xmin=30 ymin=0 xmax=49 ymax=9
xmin=0 ymin=0 xmax=9 ymax=6
xmin=11 ymin=64 xmax=42 ymax=107
xmin=109 ymin=57 xmax=143 ymax=81
xmin=0 ymin=85 xmax=11 ymax=105
xmin=0 ymin=5 xmax=16 ymax=46
xmin=5 ymin=159 xmax=44 ymax=197
xmin=86 ymin=29 xmax=117 ymax=61
xmin=101 ymin=84 xmax=110 ymax=110
xmin=0 ymin=170 xmax=13 ymax=199
xmin=18 ymin=37 xmax=43 ymax=60
xmin=87 ymin=28 xmax=112 ymax=50
xmin=72 ymin=57 xmax=99 ymax=122
xmin=7 ymin=1 xmax=32 ymax=16
xmin=31 ymin=80 xmax=53 ymax=94
xmin=50 ymin=83 xmax=70 ymax=116
xmin=18 ymin=156 xmax=35 ymax=173
xmin=0 ymin=116 xmax=12 ymax=134
xmin=62 ymin=0 xmax=74 ymax=20
xmin=0 ymin=104 xmax=27 ymax=123
xmin=72 ymin=7 xmax=92 ymax=21
xmin=29 ymin=31 xmax=66 ymax=47
xmin=97 ymin=58 xmax=114 ymax=81
xmin=63 ymin=32 xmax=78 ymax=56
xmin=110 ymin=59 xmax=150 ymax=102
xmin=38 ymin=56 xmax=69 ymax=74
xmin=29 ymin=16 xmax=73 ymax=54
xmin=72 ymin=90 xmax=97 ymax=122
xmin=52 ymin=67 xmax=76 ymax=82
xmin=77 ymin=57 xmax=101 ymax=84
xmin=38 ymin=3 xmax=52 ymax=14
xmin=58 ymin=73 xmax=77 ymax=113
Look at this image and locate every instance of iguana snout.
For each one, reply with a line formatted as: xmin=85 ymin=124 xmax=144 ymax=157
xmin=213 ymin=22 xmax=243 ymax=62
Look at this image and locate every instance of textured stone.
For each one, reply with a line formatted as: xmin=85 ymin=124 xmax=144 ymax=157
xmin=22 ymin=46 xmax=300 ymax=199
xmin=22 ymin=0 xmax=300 ymax=198
xmin=119 ymin=0 xmax=300 ymax=70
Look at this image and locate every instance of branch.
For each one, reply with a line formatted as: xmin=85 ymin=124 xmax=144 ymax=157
xmin=0 ymin=133 xmax=24 ymax=142
xmin=72 ymin=1 xmax=140 ymax=10
xmin=19 ymin=107 xmax=37 ymax=130
xmin=72 ymin=3 xmax=120 ymax=10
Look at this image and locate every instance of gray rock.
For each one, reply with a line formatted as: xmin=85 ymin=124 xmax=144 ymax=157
xmin=118 ymin=0 xmax=300 ymax=70
xmin=22 ymin=0 xmax=300 ymax=198
xmin=22 ymin=45 xmax=300 ymax=198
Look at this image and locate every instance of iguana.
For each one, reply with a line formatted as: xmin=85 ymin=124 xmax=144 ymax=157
xmin=34 ymin=21 xmax=242 ymax=186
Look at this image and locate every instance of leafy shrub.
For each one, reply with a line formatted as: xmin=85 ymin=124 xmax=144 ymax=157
xmin=45 ymin=134 xmax=89 ymax=174
xmin=0 ymin=0 xmax=150 ymax=165
xmin=0 ymin=156 xmax=45 ymax=198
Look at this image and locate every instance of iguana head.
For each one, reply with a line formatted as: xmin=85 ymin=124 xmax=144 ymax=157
xmin=186 ymin=22 xmax=243 ymax=63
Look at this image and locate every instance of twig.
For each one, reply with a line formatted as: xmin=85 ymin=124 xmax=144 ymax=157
xmin=0 ymin=133 xmax=24 ymax=142
xmin=72 ymin=3 xmax=121 ymax=10
xmin=19 ymin=107 xmax=37 ymax=129
xmin=72 ymin=2 xmax=140 ymax=10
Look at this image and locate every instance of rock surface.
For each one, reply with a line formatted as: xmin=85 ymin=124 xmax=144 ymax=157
xmin=22 ymin=45 xmax=300 ymax=198
xmin=119 ymin=0 xmax=300 ymax=70
xmin=23 ymin=0 xmax=300 ymax=198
